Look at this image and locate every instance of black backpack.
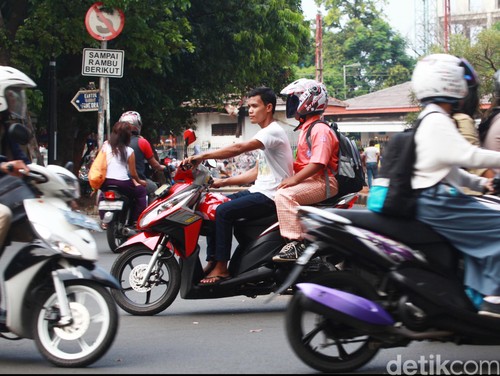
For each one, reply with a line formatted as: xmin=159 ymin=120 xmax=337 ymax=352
xmin=367 ymin=112 xmax=437 ymax=218
xmin=305 ymin=120 xmax=365 ymax=200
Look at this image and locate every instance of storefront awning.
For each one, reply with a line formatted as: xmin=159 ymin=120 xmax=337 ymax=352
xmin=336 ymin=121 xmax=407 ymax=133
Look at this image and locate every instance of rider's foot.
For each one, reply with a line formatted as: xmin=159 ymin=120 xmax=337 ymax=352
xmin=478 ymin=296 xmax=500 ymax=318
xmin=203 ymin=261 xmax=216 ymax=276
xmin=272 ymin=241 xmax=306 ymax=262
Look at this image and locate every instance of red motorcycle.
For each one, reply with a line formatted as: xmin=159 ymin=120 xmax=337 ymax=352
xmin=110 ymin=161 xmax=359 ymax=316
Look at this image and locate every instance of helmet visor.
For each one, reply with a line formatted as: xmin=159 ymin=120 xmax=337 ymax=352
xmin=6 ymin=88 xmax=27 ymax=120
xmin=286 ymin=95 xmax=299 ymax=118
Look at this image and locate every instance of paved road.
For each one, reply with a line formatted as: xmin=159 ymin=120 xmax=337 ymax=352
xmin=2 ymin=221 xmax=500 ymax=374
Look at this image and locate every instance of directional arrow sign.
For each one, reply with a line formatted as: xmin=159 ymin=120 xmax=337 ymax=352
xmin=71 ymin=89 xmax=100 ymax=112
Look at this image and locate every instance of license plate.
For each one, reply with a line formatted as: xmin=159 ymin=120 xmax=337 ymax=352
xmin=62 ymin=210 xmax=102 ymax=232
xmin=98 ymin=201 xmax=124 ymax=211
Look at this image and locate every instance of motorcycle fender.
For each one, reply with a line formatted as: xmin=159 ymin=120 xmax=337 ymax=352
xmin=55 ymin=265 xmax=120 ymax=289
xmin=296 ymin=283 xmax=395 ymax=327
xmin=117 ymin=232 xmax=160 ymax=251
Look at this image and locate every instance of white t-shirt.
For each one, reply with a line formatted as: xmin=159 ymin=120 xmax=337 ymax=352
xmin=364 ymin=146 xmax=379 ymax=163
xmin=248 ymin=121 xmax=294 ymax=199
xmin=102 ymin=141 xmax=134 ymax=181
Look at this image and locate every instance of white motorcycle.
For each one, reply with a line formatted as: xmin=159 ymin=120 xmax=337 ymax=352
xmin=0 ymin=162 xmax=119 ymax=367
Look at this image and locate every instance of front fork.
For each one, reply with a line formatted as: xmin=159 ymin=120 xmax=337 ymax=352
xmin=139 ymin=235 xmax=171 ymax=288
xmin=51 ymin=270 xmax=73 ymax=326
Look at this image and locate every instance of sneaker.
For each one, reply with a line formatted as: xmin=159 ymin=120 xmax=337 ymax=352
xmin=478 ymin=296 xmax=500 ymax=318
xmin=273 ymin=241 xmax=306 ymax=263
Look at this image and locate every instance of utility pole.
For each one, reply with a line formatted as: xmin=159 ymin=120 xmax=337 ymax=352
xmin=444 ymin=0 xmax=450 ymax=52
xmin=315 ymin=14 xmax=323 ymax=83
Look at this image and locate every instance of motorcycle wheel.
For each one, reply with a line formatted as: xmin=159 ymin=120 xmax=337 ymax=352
xmin=110 ymin=245 xmax=181 ymax=316
xmin=285 ymin=271 xmax=382 ymax=373
xmin=106 ymin=220 xmax=127 ymax=253
xmin=33 ymin=280 xmax=119 ymax=368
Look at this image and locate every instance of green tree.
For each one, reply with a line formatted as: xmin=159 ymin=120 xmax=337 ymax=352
xmin=297 ymin=0 xmax=415 ymax=99
xmin=1 ymin=0 xmax=309 ymax=166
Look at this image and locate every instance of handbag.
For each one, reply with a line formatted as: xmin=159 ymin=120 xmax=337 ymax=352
xmin=88 ymin=143 xmax=108 ymax=190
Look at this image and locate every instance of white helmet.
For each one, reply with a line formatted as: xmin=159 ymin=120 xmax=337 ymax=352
xmin=411 ymin=54 xmax=468 ymax=104
xmin=280 ymin=78 xmax=328 ymax=118
xmin=119 ymin=110 xmax=142 ymax=134
xmin=0 ymin=66 xmax=36 ymax=119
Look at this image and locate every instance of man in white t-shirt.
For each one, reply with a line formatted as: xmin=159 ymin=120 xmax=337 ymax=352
xmin=363 ymin=140 xmax=379 ymax=188
xmin=183 ymin=87 xmax=294 ymax=285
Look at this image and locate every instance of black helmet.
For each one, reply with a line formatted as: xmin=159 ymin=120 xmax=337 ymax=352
xmin=459 ymin=58 xmax=480 ymax=117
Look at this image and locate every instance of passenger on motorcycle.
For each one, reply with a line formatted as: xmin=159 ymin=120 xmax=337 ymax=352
xmin=119 ymin=111 xmax=166 ymax=196
xmin=183 ymin=86 xmax=294 ymax=285
xmin=410 ymin=54 xmax=500 ymax=317
xmin=98 ymin=121 xmax=147 ymax=224
xmin=272 ymin=78 xmax=339 ymax=262
xmin=0 ymin=66 xmax=36 ymax=252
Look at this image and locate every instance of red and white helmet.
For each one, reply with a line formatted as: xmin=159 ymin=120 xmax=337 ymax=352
xmin=280 ymin=78 xmax=328 ymax=118
xmin=119 ymin=111 xmax=142 ymax=134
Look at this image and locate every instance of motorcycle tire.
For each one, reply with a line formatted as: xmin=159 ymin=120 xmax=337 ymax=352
xmin=285 ymin=271 xmax=382 ymax=373
xmin=110 ymin=245 xmax=181 ymax=316
xmin=33 ymin=280 xmax=119 ymax=368
xmin=106 ymin=220 xmax=128 ymax=253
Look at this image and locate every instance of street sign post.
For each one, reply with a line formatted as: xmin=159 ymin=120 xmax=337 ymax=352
xmin=71 ymin=89 xmax=100 ymax=112
xmin=84 ymin=2 xmax=125 ymax=148
xmin=82 ymin=48 xmax=124 ymax=78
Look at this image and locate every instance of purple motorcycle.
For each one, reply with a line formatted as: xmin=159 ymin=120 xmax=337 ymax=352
xmin=273 ymin=199 xmax=500 ymax=373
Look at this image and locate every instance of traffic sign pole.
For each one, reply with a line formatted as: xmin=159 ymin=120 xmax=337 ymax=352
xmin=84 ymin=2 xmax=125 ymax=148
xmin=98 ymin=42 xmax=107 ymax=148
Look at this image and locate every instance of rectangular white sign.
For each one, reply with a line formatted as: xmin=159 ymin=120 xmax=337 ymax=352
xmin=82 ymin=48 xmax=124 ymax=78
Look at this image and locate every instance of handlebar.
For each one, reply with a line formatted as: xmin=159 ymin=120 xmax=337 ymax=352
xmin=493 ymin=175 xmax=500 ymax=195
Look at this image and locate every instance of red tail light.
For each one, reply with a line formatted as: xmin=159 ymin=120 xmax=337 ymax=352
xmin=104 ymin=191 xmax=117 ymax=200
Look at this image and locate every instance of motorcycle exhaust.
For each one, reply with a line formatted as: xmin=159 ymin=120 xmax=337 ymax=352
xmin=297 ymin=283 xmax=395 ymax=328
xmin=297 ymin=283 xmax=455 ymax=341
xmin=102 ymin=211 xmax=114 ymax=224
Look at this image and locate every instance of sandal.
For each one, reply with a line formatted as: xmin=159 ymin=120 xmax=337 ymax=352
xmin=199 ymin=275 xmax=231 ymax=286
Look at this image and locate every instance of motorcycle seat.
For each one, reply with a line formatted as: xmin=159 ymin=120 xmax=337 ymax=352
xmin=328 ymin=208 xmax=459 ymax=271
xmin=328 ymin=208 xmax=444 ymax=245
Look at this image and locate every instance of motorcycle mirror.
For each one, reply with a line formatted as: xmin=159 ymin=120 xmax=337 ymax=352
xmin=8 ymin=122 xmax=32 ymax=145
xmin=204 ymin=159 xmax=217 ymax=168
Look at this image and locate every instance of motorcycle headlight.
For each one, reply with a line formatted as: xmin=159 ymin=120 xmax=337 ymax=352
xmin=139 ymin=189 xmax=195 ymax=228
xmin=57 ymin=173 xmax=81 ymax=200
xmin=32 ymin=223 xmax=83 ymax=256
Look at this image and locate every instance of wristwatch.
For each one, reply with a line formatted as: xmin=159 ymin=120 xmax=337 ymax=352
xmin=4 ymin=163 xmax=13 ymax=173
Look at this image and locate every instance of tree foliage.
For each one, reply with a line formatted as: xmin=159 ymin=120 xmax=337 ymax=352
xmin=0 ymin=0 xmax=309 ymax=166
xmin=297 ymin=0 xmax=415 ymax=99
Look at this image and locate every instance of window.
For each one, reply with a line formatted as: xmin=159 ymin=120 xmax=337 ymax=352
xmin=212 ymin=123 xmax=237 ymax=136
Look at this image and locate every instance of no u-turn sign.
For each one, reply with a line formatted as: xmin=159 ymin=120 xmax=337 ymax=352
xmin=85 ymin=2 xmax=125 ymax=41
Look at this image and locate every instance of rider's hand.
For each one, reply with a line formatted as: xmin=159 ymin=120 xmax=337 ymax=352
xmin=181 ymin=155 xmax=202 ymax=169
xmin=1 ymin=160 xmax=29 ymax=177
xmin=484 ymin=177 xmax=499 ymax=194
xmin=211 ymin=178 xmax=225 ymax=189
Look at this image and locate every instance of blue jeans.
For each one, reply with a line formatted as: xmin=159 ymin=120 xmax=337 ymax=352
xmin=416 ymin=183 xmax=500 ymax=296
xmin=366 ymin=162 xmax=378 ymax=188
xmin=206 ymin=190 xmax=276 ymax=262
